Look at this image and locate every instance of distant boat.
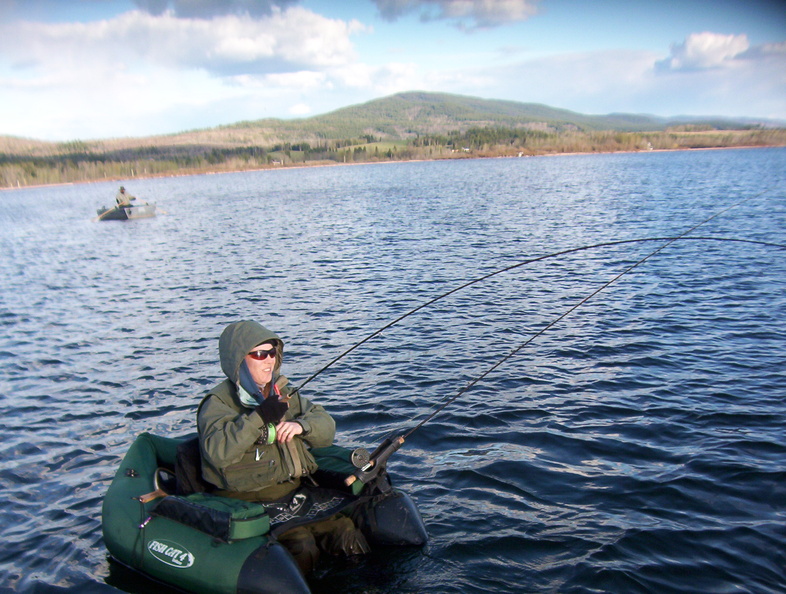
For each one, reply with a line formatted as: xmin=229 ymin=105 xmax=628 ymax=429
xmin=95 ymin=202 xmax=157 ymax=221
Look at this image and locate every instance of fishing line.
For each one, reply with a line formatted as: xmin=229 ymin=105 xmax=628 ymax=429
xmin=401 ymin=193 xmax=785 ymax=439
xmin=295 ymin=176 xmax=782 ymax=398
xmin=339 ymin=190 xmax=785 ymax=484
xmin=293 ymin=236 xmax=784 ymax=399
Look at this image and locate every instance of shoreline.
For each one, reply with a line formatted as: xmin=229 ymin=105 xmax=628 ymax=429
xmin=2 ymin=143 xmax=783 ymax=193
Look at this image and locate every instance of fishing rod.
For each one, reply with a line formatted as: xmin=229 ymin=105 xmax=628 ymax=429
xmin=294 ymin=236 xmax=783 ymax=394
xmin=294 ymin=182 xmax=782 ymax=396
xmin=341 ymin=195 xmax=786 ymax=487
xmin=341 ymin=235 xmax=786 ymax=486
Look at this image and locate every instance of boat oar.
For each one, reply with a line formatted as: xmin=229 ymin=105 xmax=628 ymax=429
xmin=93 ymin=207 xmax=116 ymax=222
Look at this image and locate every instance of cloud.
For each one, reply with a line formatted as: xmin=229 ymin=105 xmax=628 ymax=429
xmin=372 ymin=0 xmax=540 ymax=29
xmin=249 ymin=70 xmax=329 ymax=91
xmin=288 ymin=102 xmax=312 ymax=116
xmin=0 ymin=7 xmax=367 ymax=77
xmin=657 ymin=32 xmax=750 ymax=71
xmin=132 ymin=0 xmax=300 ymax=18
xmin=0 ymin=4 xmax=374 ymax=139
xmin=427 ymin=41 xmax=785 ymax=120
xmin=649 ymin=33 xmax=786 ymax=118
xmin=446 ymin=49 xmax=659 ymax=111
xmin=740 ymin=40 xmax=786 ymax=60
xmin=331 ymin=61 xmax=420 ymax=91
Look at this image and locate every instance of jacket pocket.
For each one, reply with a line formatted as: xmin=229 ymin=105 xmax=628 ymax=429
xmin=221 ymin=449 xmax=284 ymax=492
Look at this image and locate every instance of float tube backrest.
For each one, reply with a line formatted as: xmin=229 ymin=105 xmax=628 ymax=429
xmin=175 ymin=435 xmax=214 ymax=495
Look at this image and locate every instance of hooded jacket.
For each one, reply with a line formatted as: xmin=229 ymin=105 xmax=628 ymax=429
xmin=197 ymin=321 xmax=336 ymax=497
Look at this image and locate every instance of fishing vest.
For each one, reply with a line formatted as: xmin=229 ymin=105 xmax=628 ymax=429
xmin=197 ymin=378 xmax=319 ymax=496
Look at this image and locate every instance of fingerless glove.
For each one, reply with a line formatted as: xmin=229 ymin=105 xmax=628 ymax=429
xmin=255 ymin=397 xmax=288 ymax=425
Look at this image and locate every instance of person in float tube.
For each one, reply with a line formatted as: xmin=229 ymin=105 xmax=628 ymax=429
xmin=197 ymin=320 xmax=370 ymax=573
xmin=115 ymin=186 xmax=136 ymax=206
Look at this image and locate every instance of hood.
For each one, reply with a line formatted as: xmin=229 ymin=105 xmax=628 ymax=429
xmin=219 ymin=320 xmax=283 ymax=383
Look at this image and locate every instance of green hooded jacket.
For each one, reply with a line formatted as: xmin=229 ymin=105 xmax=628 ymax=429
xmin=197 ymin=321 xmax=336 ymax=497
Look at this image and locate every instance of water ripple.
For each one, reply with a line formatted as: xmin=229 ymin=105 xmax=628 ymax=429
xmin=1 ymin=149 xmax=785 ymax=592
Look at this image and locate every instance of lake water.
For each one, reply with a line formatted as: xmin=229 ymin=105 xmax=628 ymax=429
xmin=1 ymin=148 xmax=785 ymax=593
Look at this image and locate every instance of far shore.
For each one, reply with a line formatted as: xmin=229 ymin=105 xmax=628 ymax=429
xmin=2 ymin=143 xmax=783 ymax=193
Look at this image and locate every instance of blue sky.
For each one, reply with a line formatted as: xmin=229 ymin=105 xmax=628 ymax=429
xmin=1 ymin=0 xmax=784 ymax=141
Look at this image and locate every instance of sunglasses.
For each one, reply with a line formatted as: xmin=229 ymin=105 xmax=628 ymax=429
xmin=248 ymin=347 xmax=277 ymax=361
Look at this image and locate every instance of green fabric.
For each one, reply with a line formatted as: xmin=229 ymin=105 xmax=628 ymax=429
xmin=102 ymin=433 xmax=269 ymax=594
xmin=182 ymin=493 xmax=270 ymax=540
xmin=313 ymin=446 xmax=366 ymax=495
xmin=312 ymin=445 xmax=356 ymax=471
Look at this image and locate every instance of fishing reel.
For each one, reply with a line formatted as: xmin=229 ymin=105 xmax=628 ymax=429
xmin=350 ymin=447 xmax=371 ymax=469
xmin=345 ymin=435 xmax=405 ymax=493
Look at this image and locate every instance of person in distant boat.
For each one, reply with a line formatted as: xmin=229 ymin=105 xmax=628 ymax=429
xmin=197 ymin=320 xmax=369 ymax=574
xmin=115 ymin=186 xmax=136 ymax=206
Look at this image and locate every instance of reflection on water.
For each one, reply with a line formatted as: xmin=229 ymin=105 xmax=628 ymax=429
xmin=1 ymin=149 xmax=785 ymax=592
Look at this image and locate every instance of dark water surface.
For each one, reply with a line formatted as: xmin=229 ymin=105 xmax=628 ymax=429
xmin=1 ymin=149 xmax=785 ymax=593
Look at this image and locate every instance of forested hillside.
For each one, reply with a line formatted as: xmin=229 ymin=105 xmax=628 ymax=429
xmin=2 ymin=92 xmax=784 ymax=188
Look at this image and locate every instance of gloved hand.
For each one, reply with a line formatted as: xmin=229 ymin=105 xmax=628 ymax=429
xmin=255 ymin=397 xmax=289 ymax=425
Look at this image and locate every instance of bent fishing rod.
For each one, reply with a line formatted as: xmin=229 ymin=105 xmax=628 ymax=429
xmin=292 ymin=183 xmax=781 ymax=396
xmin=295 ymin=237 xmax=782 ymax=397
xmin=336 ymin=195 xmax=786 ymax=487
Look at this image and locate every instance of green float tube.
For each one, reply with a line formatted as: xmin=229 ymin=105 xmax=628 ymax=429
xmin=102 ymin=433 xmax=427 ymax=594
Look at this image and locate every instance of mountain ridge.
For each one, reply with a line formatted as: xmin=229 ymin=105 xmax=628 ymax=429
xmin=2 ymin=91 xmax=784 ymax=188
xmin=3 ymin=91 xmax=783 ymax=152
xmin=219 ymin=91 xmax=783 ymax=142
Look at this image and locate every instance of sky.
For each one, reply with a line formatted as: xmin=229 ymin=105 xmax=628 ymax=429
xmin=0 ymin=0 xmax=784 ymax=141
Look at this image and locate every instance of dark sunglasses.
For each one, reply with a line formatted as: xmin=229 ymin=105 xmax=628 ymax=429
xmin=248 ymin=347 xmax=277 ymax=361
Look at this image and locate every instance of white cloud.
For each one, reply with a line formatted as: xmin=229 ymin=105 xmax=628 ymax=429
xmin=741 ymin=40 xmax=786 ymax=60
xmin=657 ymin=32 xmax=750 ymax=71
xmin=262 ymin=70 xmax=330 ymax=89
xmin=642 ymin=32 xmax=786 ymax=118
xmin=288 ymin=102 xmax=312 ymax=116
xmin=331 ymin=61 xmax=420 ymax=92
xmin=373 ymin=0 xmax=540 ymax=29
xmin=0 ymin=4 xmax=374 ymax=138
xmin=426 ymin=49 xmax=657 ymax=111
xmin=426 ymin=43 xmax=785 ymax=119
xmin=0 ymin=7 xmax=367 ymax=77
xmin=132 ymin=0 xmax=299 ymax=18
